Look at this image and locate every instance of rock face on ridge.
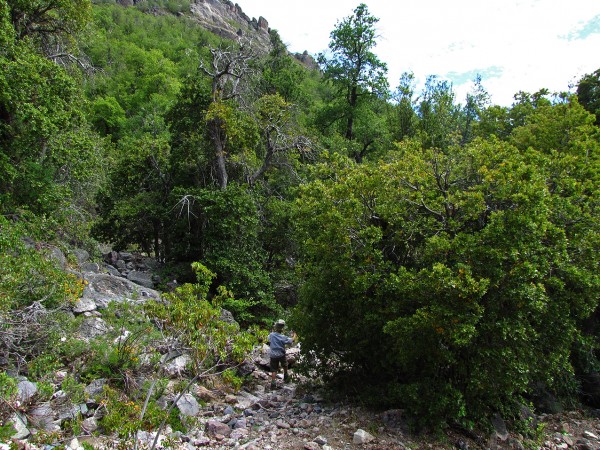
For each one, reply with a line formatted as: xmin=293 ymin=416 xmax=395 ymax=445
xmin=190 ymin=0 xmax=271 ymax=49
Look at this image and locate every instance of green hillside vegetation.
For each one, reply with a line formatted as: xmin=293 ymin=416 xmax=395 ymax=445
xmin=1 ymin=0 xmax=599 ymax=439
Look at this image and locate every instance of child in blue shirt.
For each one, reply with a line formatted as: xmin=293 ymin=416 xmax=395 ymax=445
xmin=267 ymin=319 xmax=293 ymax=390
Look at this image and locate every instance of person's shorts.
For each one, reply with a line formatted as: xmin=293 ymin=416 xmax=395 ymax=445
xmin=270 ymin=356 xmax=288 ymax=371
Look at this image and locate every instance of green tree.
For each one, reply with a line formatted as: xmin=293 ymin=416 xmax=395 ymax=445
xmin=577 ymin=68 xmax=600 ymax=126
xmin=7 ymin=0 xmax=91 ymax=54
xmin=93 ymin=134 xmax=171 ymax=259
xmin=416 ymin=76 xmax=461 ymax=150
xmin=199 ymin=41 xmax=258 ymax=189
xmin=390 ymin=71 xmax=418 ymax=142
xmin=1 ymin=0 xmax=104 ymax=223
xmin=292 ymin=96 xmax=599 ymax=427
xmin=460 ymin=75 xmax=490 ymax=146
xmin=317 ymin=3 xmax=388 ymax=158
xmin=260 ymin=29 xmax=307 ymax=104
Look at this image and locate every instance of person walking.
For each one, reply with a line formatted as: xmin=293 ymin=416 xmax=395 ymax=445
xmin=267 ymin=319 xmax=293 ymax=390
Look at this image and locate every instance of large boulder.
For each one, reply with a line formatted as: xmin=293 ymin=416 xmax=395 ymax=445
xmin=353 ymin=429 xmax=375 ymax=445
xmin=48 ymin=246 xmax=67 ymax=269
xmin=81 ymin=273 xmax=160 ymax=308
xmin=78 ymin=317 xmax=110 ymax=340
xmin=164 ymin=354 xmax=192 ymax=377
xmin=71 ymin=248 xmax=90 ymax=265
xmin=9 ymin=413 xmax=30 ymax=439
xmin=176 ymin=393 xmax=200 ymax=417
xmin=127 ymin=270 xmax=154 ymax=289
xmin=17 ymin=380 xmax=37 ymax=403
xmin=206 ymin=419 xmax=231 ymax=437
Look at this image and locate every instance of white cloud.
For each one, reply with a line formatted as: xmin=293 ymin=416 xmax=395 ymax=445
xmin=240 ymin=0 xmax=600 ymax=105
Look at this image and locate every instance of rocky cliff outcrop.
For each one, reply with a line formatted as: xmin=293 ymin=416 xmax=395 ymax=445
xmin=190 ymin=0 xmax=271 ymax=50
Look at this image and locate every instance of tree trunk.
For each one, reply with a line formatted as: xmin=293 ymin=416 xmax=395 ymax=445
xmin=248 ymin=130 xmax=274 ymax=186
xmin=345 ymin=85 xmax=358 ymax=140
xmin=208 ymin=118 xmax=228 ymax=190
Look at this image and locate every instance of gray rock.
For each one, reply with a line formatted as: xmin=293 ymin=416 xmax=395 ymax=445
xmin=233 ymin=418 xmax=247 ymax=429
xmin=17 ymin=380 xmax=37 ymax=403
xmin=119 ymin=252 xmax=134 ymax=261
xmin=508 ymin=437 xmax=525 ymax=450
xmin=48 ymin=246 xmax=67 ymax=268
xmin=164 ymin=354 xmax=191 ymax=377
xmin=583 ymin=430 xmax=599 ymax=440
xmin=72 ymin=248 xmax=90 ymax=264
xmin=127 ymin=270 xmax=155 ymax=288
xmin=576 ymin=439 xmax=594 ymax=450
xmin=54 ymin=370 xmax=68 ymax=385
xmin=78 ymin=317 xmax=109 ymax=339
xmin=297 ymin=419 xmax=311 ymax=428
xmin=230 ymin=427 xmax=249 ymax=440
xmin=353 ymin=429 xmax=375 ymax=445
xmin=314 ymin=435 xmax=328 ymax=445
xmin=104 ymin=264 xmax=121 ymax=277
xmin=9 ymin=413 xmax=29 ymax=439
xmin=137 ymin=430 xmax=166 ymax=448
xmin=156 ymin=395 xmax=170 ymax=410
xmin=276 ymin=419 xmax=290 ymax=429
xmin=303 ymin=443 xmax=320 ymax=450
xmin=235 ymin=391 xmax=261 ymax=410
xmin=80 ymin=262 xmax=101 ymax=273
xmin=206 ymin=419 xmax=231 ymax=437
xmin=190 ymin=0 xmax=270 ymax=49
xmin=491 ymin=413 xmax=508 ymax=441
xmin=192 ymin=436 xmax=211 ymax=446
xmin=55 ymin=401 xmax=82 ymax=422
xmin=21 ymin=236 xmax=35 ymax=249
xmin=73 ymin=298 xmax=97 ymax=314
xmin=81 ymin=273 xmax=160 ymax=306
xmin=176 ymin=393 xmax=200 ymax=417
xmin=219 ymin=308 xmax=238 ymax=325
xmin=84 ymin=379 xmax=107 ymax=399
xmin=79 ymin=403 xmax=89 ymax=416
xmin=141 ymin=256 xmax=160 ymax=270
xmin=29 ymin=403 xmax=59 ymax=431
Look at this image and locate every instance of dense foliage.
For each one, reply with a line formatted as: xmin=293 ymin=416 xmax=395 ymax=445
xmin=293 ymin=100 xmax=600 ymax=425
xmin=1 ymin=0 xmax=599 ymax=435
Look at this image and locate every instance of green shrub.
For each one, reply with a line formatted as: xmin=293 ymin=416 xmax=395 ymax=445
xmin=0 ymin=373 xmax=17 ymax=441
xmin=61 ymin=374 xmax=86 ymax=404
xmin=28 ymin=353 xmax=62 ymax=381
xmin=0 ymin=215 xmax=85 ymax=312
xmin=222 ymin=368 xmax=242 ymax=391
xmin=293 ymin=130 xmax=600 ymax=428
xmin=145 ymin=262 xmax=257 ymax=371
xmin=99 ymin=386 xmax=179 ymax=438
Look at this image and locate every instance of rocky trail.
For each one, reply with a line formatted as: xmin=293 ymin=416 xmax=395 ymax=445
xmin=12 ymin=368 xmax=600 ymax=450
xmin=5 ymin=250 xmax=600 ymax=450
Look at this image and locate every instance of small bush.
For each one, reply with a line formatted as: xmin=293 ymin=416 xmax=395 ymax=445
xmin=222 ymin=368 xmax=242 ymax=391
xmin=0 ymin=373 xmax=17 ymax=441
xmin=61 ymin=374 xmax=86 ymax=404
xmin=28 ymin=353 xmax=62 ymax=381
xmin=0 ymin=215 xmax=85 ymax=312
xmin=99 ymin=386 xmax=175 ymax=438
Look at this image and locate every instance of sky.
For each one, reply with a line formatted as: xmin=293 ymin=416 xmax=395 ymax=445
xmin=239 ymin=0 xmax=600 ymax=106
